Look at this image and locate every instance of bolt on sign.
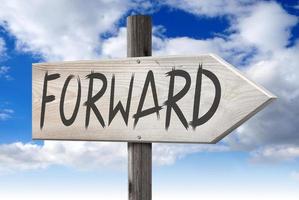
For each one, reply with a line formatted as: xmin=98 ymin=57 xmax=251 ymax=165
xmin=32 ymin=54 xmax=276 ymax=143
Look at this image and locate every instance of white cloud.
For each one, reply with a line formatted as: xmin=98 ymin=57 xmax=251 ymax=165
xmin=153 ymin=143 xmax=228 ymax=166
xmin=0 ymin=108 xmax=14 ymax=120
xmin=102 ymin=27 xmax=127 ymax=58
xmin=234 ymin=2 xmax=298 ymax=52
xmin=0 ymin=66 xmax=9 ymax=75
xmin=161 ymin=0 xmax=253 ymax=17
xmin=250 ymin=145 xmax=299 ymax=163
xmin=0 ymin=66 xmax=12 ymax=80
xmin=0 ymin=141 xmax=227 ymax=173
xmin=0 ymin=141 xmax=126 ymax=173
xmin=154 ymin=37 xmax=224 ymax=55
xmin=0 ymin=0 xmax=131 ymax=61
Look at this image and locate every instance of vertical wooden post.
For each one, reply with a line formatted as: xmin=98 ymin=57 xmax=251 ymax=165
xmin=127 ymin=15 xmax=152 ymax=200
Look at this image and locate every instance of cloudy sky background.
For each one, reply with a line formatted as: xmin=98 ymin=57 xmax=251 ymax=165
xmin=0 ymin=0 xmax=299 ymax=199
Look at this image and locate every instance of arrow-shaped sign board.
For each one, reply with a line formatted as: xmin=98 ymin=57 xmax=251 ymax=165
xmin=32 ymin=54 xmax=275 ymax=143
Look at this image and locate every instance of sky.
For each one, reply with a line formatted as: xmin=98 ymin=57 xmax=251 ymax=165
xmin=0 ymin=0 xmax=299 ymax=199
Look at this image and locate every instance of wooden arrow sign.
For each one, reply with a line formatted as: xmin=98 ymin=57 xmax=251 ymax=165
xmin=32 ymin=54 xmax=275 ymax=143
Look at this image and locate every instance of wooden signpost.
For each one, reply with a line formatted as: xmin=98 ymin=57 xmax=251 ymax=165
xmin=32 ymin=15 xmax=275 ymax=200
xmin=32 ymin=54 xmax=275 ymax=143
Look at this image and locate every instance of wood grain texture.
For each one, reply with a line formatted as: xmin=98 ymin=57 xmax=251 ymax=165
xmin=127 ymin=15 xmax=151 ymax=57
xmin=128 ymin=142 xmax=152 ymax=200
xmin=32 ymin=54 xmax=276 ymax=143
xmin=127 ymin=15 xmax=152 ymax=200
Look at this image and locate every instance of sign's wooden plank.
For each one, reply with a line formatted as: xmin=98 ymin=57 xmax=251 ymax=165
xmin=32 ymin=54 xmax=275 ymax=143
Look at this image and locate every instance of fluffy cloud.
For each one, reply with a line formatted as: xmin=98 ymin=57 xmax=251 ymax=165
xmin=0 ymin=66 xmax=12 ymax=80
xmin=0 ymin=0 xmax=131 ymax=61
xmin=0 ymin=66 xmax=9 ymax=75
xmin=0 ymin=108 xmax=14 ymax=121
xmin=0 ymin=141 xmax=227 ymax=172
xmin=153 ymin=143 xmax=228 ymax=165
xmin=154 ymin=37 xmax=224 ymax=55
xmin=161 ymin=0 xmax=253 ymax=17
xmin=234 ymin=2 xmax=298 ymax=52
xmin=0 ymin=141 xmax=126 ymax=173
xmin=250 ymin=145 xmax=299 ymax=163
xmin=102 ymin=27 xmax=127 ymax=58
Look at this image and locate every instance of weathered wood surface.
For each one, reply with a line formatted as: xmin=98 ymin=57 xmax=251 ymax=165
xmin=128 ymin=142 xmax=152 ymax=200
xmin=127 ymin=15 xmax=152 ymax=200
xmin=32 ymin=54 xmax=275 ymax=143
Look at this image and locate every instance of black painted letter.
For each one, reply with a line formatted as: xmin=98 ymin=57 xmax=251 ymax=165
xmin=133 ymin=70 xmax=162 ymax=127
xmin=109 ymin=74 xmax=134 ymax=126
xmin=59 ymin=75 xmax=81 ymax=126
xmin=190 ymin=64 xmax=221 ymax=129
xmin=40 ymin=72 xmax=60 ymax=129
xmin=164 ymin=68 xmax=191 ymax=130
xmin=84 ymin=72 xmax=107 ymax=128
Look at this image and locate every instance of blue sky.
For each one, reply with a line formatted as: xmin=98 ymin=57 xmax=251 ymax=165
xmin=0 ymin=0 xmax=299 ymax=199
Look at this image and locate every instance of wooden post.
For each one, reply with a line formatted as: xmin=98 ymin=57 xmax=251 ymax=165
xmin=127 ymin=15 xmax=152 ymax=200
